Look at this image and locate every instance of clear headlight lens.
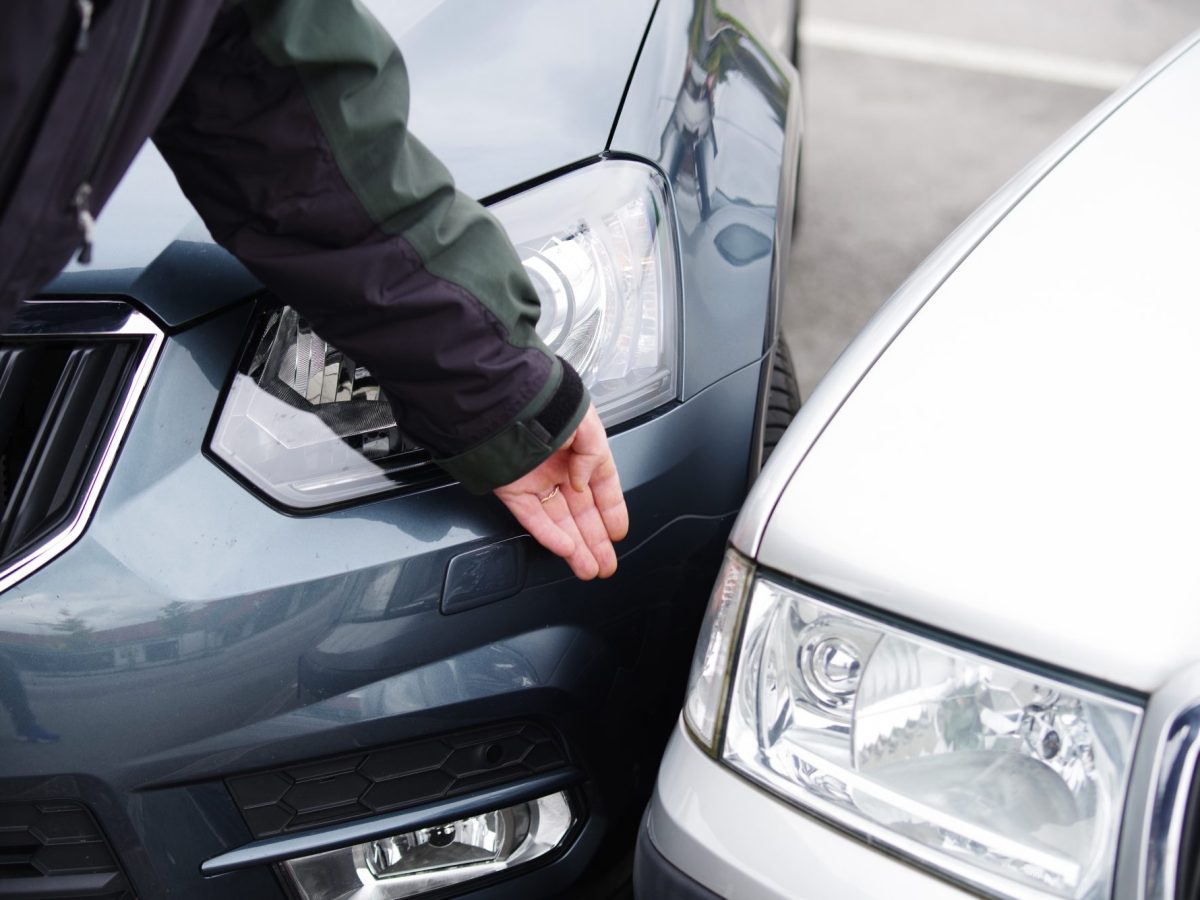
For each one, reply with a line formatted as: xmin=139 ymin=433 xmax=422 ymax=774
xmin=210 ymin=160 xmax=678 ymax=508
xmin=493 ymin=160 xmax=678 ymax=424
xmin=709 ymin=576 xmax=1141 ymax=900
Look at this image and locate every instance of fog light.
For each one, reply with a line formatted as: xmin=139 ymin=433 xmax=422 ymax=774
xmin=281 ymin=792 xmax=573 ymax=899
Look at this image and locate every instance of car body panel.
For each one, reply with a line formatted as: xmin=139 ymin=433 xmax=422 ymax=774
xmin=720 ymin=0 xmax=798 ymax=63
xmin=611 ymin=0 xmax=799 ymax=400
xmin=372 ymin=0 xmax=655 ymax=200
xmin=730 ymin=30 xmax=1200 ymax=563
xmin=756 ymin=36 xmax=1200 ymax=695
xmin=0 ymin=298 xmax=766 ymax=896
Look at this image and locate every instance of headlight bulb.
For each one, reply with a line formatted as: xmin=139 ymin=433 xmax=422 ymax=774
xmin=798 ymin=628 xmax=865 ymax=713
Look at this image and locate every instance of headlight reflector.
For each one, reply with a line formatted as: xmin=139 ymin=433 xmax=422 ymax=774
xmin=721 ymin=577 xmax=1141 ymax=900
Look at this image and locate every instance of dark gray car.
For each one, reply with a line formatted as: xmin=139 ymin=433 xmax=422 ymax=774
xmin=0 ymin=2 xmax=801 ymax=898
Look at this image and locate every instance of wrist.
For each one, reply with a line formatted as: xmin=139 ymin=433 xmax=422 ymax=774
xmin=433 ymin=358 xmax=588 ymax=493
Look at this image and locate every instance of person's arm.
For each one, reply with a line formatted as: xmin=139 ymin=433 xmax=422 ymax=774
xmin=154 ymin=0 xmax=625 ymax=577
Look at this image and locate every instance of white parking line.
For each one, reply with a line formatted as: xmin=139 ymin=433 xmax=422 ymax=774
xmin=801 ymin=19 xmax=1138 ymax=91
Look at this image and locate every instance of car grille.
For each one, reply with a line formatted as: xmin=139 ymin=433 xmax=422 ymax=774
xmin=0 ymin=300 xmax=162 ymax=594
xmin=0 ymin=800 xmax=132 ymax=899
xmin=227 ymin=721 xmax=570 ymax=839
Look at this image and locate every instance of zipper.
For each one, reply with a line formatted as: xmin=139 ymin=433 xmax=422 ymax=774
xmin=72 ymin=0 xmax=151 ymax=264
xmin=73 ymin=184 xmax=95 ymax=264
xmin=75 ymin=1 xmax=95 ymax=53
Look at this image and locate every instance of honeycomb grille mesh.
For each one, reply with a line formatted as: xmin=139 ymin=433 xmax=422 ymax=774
xmin=227 ymin=722 xmax=569 ymax=839
xmin=0 ymin=800 xmax=131 ymax=898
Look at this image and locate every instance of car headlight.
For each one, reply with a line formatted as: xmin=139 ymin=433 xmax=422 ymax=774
xmin=498 ymin=160 xmax=678 ymax=424
xmin=685 ymin=553 xmax=1143 ymax=900
xmin=209 ymin=160 xmax=678 ymax=508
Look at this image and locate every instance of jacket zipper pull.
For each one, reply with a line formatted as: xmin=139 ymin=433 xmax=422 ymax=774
xmin=74 ymin=183 xmax=96 ymax=264
xmin=75 ymin=0 xmax=94 ymax=53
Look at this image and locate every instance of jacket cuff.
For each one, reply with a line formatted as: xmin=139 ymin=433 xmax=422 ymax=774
xmin=433 ymin=359 xmax=589 ymax=494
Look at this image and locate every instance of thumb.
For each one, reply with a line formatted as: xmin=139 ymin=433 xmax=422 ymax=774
xmin=569 ymin=449 xmax=598 ymax=493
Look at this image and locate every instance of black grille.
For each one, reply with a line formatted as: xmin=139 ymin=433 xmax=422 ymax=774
xmin=0 ymin=800 xmax=131 ymax=898
xmin=1178 ymin=761 xmax=1200 ymax=900
xmin=228 ymin=722 xmax=569 ymax=839
xmin=0 ymin=338 xmax=141 ymax=573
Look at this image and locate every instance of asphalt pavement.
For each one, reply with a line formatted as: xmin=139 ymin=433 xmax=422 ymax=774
xmin=783 ymin=0 xmax=1200 ymax=397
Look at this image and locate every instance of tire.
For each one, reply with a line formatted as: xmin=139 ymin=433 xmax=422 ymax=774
xmin=762 ymin=339 xmax=801 ymax=464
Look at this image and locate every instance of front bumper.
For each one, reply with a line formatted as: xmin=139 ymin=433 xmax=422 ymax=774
xmin=635 ymin=808 xmax=723 ymax=900
xmin=638 ymin=721 xmax=975 ymax=900
xmin=0 ymin=301 xmax=768 ymax=899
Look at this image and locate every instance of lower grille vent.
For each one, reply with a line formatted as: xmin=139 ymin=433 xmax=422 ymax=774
xmin=0 ymin=800 xmax=132 ymax=899
xmin=228 ymin=721 xmax=569 ymax=839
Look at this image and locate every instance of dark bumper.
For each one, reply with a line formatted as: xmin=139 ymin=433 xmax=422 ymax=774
xmin=634 ymin=811 xmax=725 ymax=900
xmin=0 ymin=302 xmax=769 ymax=900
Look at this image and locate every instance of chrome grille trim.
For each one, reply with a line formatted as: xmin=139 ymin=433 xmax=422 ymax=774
xmin=1145 ymin=706 xmax=1200 ymax=899
xmin=1142 ymin=710 xmax=1200 ymax=900
xmin=0 ymin=299 xmax=163 ymax=594
xmin=1114 ymin=664 xmax=1200 ymax=900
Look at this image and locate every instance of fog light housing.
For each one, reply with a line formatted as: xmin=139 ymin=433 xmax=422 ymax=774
xmin=281 ymin=792 xmax=573 ymax=899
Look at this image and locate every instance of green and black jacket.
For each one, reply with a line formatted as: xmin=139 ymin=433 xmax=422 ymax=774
xmin=0 ymin=0 xmax=588 ymax=493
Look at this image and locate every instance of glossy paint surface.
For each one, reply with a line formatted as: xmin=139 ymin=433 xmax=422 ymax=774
xmin=729 ymin=31 xmax=1198 ymax=562
xmin=0 ymin=293 xmax=765 ymax=894
xmin=372 ymin=0 xmax=655 ymax=200
xmin=759 ymin=36 xmax=1200 ymax=694
xmin=611 ymin=0 xmax=798 ymax=398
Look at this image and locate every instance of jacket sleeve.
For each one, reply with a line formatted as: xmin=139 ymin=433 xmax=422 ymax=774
xmin=152 ymin=0 xmax=588 ymax=493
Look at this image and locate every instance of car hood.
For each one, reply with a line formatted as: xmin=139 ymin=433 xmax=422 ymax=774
xmin=759 ymin=38 xmax=1200 ymax=694
xmin=45 ymin=0 xmax=655 ymax=326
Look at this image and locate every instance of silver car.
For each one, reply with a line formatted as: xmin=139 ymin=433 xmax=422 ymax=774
xmin=635 ymin=27 xmax=1200 ymax=900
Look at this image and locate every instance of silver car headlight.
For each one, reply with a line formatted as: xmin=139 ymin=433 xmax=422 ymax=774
xmin=209 ymin=160 xmax=678 ymax=508
xmin=685 ymin=553 xmax=1142 ymax=900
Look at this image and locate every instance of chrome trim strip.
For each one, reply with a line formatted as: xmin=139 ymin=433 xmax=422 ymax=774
xmin=1116 ymin=660 xmax=1200 ymax=900
xmin=201 ymin=767 xmax=580 ymax=875
xmin=0 ymin=299 xmax=164 ymax=594
xmin=1146 ymin=708 xmax=1200 ymax=899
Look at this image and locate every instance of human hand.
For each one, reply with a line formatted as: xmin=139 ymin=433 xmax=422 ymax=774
xmin=494 ymin=405 xmax=628 ymax=580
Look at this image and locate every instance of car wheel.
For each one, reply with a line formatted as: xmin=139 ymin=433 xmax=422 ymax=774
xmin=762 ymin=339 xmax=801 ymax=463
